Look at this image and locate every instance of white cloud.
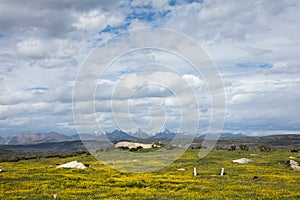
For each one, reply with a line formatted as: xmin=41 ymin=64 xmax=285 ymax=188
xmin=152 ymin=0 xmax=169 ymax=10
xmin=268 ymin=62 xmax=300 ymax=74
xmin=165 ymin=0 xmax=300 ymax=66
xmin=16 ymin=39 xmax=49 ymax=58
xmin=90 ymin=69 xmax=210 ymax=133
xmin=73 ymin=10 xmax=124 ymax=31
xmin=131 ymin=0 xmax=152 ymax=7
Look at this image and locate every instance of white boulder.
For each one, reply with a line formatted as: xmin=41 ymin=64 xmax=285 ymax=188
xmin=56 ymin=161 xmax=87 ymax=169
xmin=232 ymin=158 xmax=252 ymax=164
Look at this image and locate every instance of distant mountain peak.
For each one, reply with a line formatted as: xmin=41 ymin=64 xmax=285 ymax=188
xmin=163 ymin=128 xmax=172 ymax=134
xmin=131 ymin=128 xmax=149 ymax=138
xmin=151 ymin=128 xmax=176 ymax=139
xmin=105 ymin=130 xmax=137 ymax=142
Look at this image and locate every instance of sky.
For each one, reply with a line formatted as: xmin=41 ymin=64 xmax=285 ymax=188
xmin=0 ymin=0 xmax=299 ymax=136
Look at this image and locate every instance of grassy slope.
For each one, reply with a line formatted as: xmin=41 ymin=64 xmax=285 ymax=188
xmin=0 ymin=149 xmax=299 ymax=199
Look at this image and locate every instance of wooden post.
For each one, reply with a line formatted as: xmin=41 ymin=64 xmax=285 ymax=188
xmin=221 ymin=168 xmax=224 ymax=176
xmin=193 ymin=167 xmax=197 ymax=176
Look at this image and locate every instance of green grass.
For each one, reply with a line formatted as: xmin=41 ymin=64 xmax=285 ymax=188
xmin=0 ymin=150 xmax=299 ymax=199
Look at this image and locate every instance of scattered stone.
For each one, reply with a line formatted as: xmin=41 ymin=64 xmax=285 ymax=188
xmin=289 ymin=160 xmax=299 ymax=166
xmin=177 ymin=168 xmax=186 ymax=171
xmin=291 ymin=165 xmax=300 ymax=171
xmin=289 ymin=160 xmax=300 ymax=171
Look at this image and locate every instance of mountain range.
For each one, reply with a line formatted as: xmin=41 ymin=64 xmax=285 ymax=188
xmin=0 ymin=131 xmax=71 ymax=145
xmin=150 ymin=128 xmax=176 ymax=139
xmin=0 ymin=129 xmax=253 ymax=145
xmin=197 ymin=132 xmax=250 ymax=139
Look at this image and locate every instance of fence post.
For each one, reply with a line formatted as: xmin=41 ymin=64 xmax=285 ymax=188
xmin=221 ymin=168 xmax=225 ymax=176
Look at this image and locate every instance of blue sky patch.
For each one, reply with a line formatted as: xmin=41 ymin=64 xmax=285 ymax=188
xmin=169 ymin=0 xmax=177 ymax=6
xmin=100 ymin=5 xmax=171 ymax=35
xmin=126 ymin=5 xmax=170 ymax=23
xmin=100 ymin=22 xmax=131 ymax=35
xmin=126 ymin=10 xmax=156 ymax=22
xmin=170 ymin=0 xmax=203 ymax=6
xmin=236 ymin=62 xmax=272 ymax=69
xmin=259 ymin=63 xmax=272 ymax=69
xmin=25 ymin=87 xmax=48 ymax=91
xmin=184 ymin=0 xmax=203 ymax=3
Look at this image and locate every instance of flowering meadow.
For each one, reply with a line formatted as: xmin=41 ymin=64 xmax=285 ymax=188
xmin=1 ymin=149 xmax=299 ymax=199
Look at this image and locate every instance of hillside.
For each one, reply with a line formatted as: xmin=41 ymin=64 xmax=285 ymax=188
xmin=0 ymin=131 xmax=299 ymax=151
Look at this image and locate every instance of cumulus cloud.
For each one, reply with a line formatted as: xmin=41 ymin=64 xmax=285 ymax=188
xmin=16 ymin=39 xmax=49 ymax=58
xmin=90 ymin=68 xmax=211 ymax=134
xmin=73 ymin=10 xmax=124 ymax=31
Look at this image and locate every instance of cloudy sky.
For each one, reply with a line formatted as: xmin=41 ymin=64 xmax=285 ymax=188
xmin=0 ymin=0 xmax=299 ymax=136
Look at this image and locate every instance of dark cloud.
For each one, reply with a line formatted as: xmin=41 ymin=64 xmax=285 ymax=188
xmin=0 ymin=0 xmax=119 ymax=37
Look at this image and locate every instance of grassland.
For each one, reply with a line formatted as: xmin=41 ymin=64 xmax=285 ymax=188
xmin=0 ymin=149 xmax=299 ymax=199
